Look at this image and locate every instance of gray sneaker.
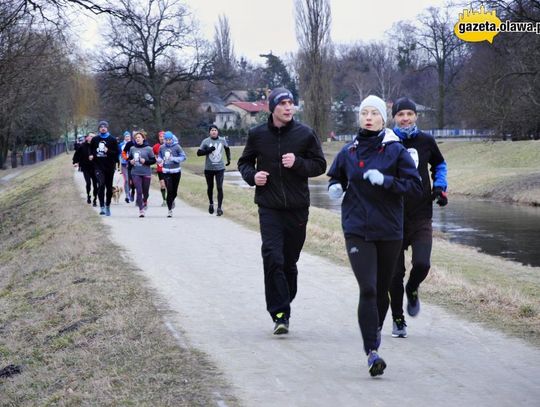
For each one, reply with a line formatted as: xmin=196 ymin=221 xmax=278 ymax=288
xmin=105 ymin=206 xmax=111 ymax=216
xmin=392 ymin=317 xmax=408 ymax=338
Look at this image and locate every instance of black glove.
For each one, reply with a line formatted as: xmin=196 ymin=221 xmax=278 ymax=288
xmin=432 ymin=187 xmax=448 ymax=207
xmin=226 ymin=160 xmax=230 ymax=166
xmin=208 ymin=146 xmax=216 ymax=152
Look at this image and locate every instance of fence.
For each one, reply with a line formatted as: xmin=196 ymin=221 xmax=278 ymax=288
xmin=10 ymin=141 xmax=68 ymax=168
xmin=332 ymin=129 xmax=505 ymax=142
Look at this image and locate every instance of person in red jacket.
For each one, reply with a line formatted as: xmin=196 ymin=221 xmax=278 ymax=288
xmin=153 ymin=131 xmax=167 ymax=206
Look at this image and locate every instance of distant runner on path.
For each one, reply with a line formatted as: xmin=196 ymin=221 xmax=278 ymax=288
xmin=238 ymin=87 xmax=326 ymax=336
xmin=197 ymin=125 xmax=231 ymax=216
xmin=89 ymin=120 xmax=119 ymax=216
xmin=72 ymin=131 xmax=98 ymax=207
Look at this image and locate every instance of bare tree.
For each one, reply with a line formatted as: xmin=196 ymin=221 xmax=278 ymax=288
xmin=295 ymin=0 xmax=333 ymax=140
xmin=99 ymin=0 xmax=211 ymax=131
xmin=395 ymin=6 xmax=466 ymax=128
xmin=211 ymin=14 xmax=237 ymax=92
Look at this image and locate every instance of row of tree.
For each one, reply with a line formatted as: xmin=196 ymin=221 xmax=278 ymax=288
xmin=1 ymin=0 xmax=539 ymax=168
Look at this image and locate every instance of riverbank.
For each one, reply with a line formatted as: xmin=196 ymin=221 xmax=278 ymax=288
xmin=439 ymin=140 xmax=540 ymax=206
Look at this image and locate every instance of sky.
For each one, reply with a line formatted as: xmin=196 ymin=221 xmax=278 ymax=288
xmin=74 ymin=0 xmax=449 ymax=63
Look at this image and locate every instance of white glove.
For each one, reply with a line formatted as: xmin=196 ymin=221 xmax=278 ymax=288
xmin=363 ymin=169 xmax=384 ymax=186
xmin=328 ymin=183 xmax=344 ymax=199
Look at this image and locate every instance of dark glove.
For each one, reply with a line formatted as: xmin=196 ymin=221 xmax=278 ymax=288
xmin=432 ymin=187 xmax=448 ymax=207
xmin=208 ymin=146 xmax=216 ymax=152
xmin=226 ymin=160 xmax=230 ymax=166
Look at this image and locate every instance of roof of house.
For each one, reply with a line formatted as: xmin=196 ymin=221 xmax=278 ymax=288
xmin=223 ymin=90 xmax=249 ymax=102
xmin=227 ymin=101 xmax=269 ymax=113
xmin=199 ymin=102 xmax=235 ymax=114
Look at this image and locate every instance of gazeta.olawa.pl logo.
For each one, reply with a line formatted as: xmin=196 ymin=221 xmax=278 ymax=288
xmin=454 ymin=5 xmax=540 ymax=43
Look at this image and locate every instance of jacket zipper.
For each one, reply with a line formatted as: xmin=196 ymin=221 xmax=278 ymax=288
xmin=277 ymin=131 xmax=288 ymax=207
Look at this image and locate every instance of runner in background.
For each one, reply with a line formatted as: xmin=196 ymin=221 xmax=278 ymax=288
xmin=153 ymin=131 xmax=167 ymax=207
xmin=158 ymin=131 xmax=186 ymax=217
xmin=197 ymin=125 xmax=231 ymax=216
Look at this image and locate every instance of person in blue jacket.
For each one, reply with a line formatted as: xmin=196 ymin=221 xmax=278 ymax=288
xmin=388 ymin=97 xmax=448 ymax=339
xmin=327 ymin=95 xmax=422 ymax=377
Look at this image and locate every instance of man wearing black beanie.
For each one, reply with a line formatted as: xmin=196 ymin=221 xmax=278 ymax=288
xmin=89 ymin=120 xmax=119 ymax=216
xmin=386 ymin=97 xmax=448 ymax=339
xmin=238 ymin=87 xmax=326 ymax=335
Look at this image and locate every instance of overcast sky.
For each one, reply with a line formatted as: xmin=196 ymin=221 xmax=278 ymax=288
xmin=75 ymin=0 xmax=449 ymax=63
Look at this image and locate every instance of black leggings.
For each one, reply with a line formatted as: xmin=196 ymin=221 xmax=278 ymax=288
xmin=345 ymin=235 xmax=402 ymax=354
xmin=164 ymin=172 xmax=181 ymax=210
xmin=204 ymin=169 xmax=224 ymax=208
xmin=95 ymin=168 xmax=115 ymax=207
xmin=390 ymin=236 xmax=432 ymax=319
xmin=83 ymin=168 xmax=97 ymax=198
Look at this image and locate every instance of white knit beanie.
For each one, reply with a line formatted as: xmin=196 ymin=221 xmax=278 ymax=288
xmin=359 ymin=95 xmax=387 ymax=124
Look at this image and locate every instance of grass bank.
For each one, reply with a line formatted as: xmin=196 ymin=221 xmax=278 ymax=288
xmin=0 ymin=156 xmax=238 ymax=406
xmin=178 ymin=143 xmax=539 ymax=347
xmin=437 ymin=140 xmax=540 ymax=205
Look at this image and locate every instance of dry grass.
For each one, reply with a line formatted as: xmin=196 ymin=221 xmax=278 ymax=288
xmin=438 ymin=140 xmax=540 ymax=205
xmin=0 ymin=156 xmax=239 ymax=406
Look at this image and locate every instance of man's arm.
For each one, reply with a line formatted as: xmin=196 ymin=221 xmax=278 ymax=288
xmin=237 ymin=133 xmax=258 ymax=186
xmin=291 ymin=131 xmax=327 ymax=177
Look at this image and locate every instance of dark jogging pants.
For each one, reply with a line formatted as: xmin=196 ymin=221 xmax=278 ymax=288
xmin=204 ymin=169 xmax=225 ymax=208
xmin=164 ymin=172 xmax=181 ymax=210
xmin=83 ymin=168 xmax=97 ymax=199
xmin=258 ymin=206 xmax=309 ymax=321
xmin=95 ymin=168 xmax=115 ymax=207
xmin=346 ymin=235 xmax=402 ymax=354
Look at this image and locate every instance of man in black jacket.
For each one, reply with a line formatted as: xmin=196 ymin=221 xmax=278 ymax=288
xmin=73 ymin=132 xmax=98 ymax=206
xmin=238 ymin=87 xmax=326 ymax=335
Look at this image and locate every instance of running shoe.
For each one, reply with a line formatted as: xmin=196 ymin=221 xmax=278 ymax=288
xmin=125 ymin=197 xmax=130 ymax=203
xmin=139 ymin=210 xmax=145 ymax=218
xmin=167 ymin=210 xmax=173 ymax=218
xmin=217 ymin=208 xmax=223 ymax=216
xmin=208 ymin=203 xmax=214 ymax=214
xmin=105 ymin=206 xmax=111 ymax=216
xmin=406 ymin=285 xmax=421 ymax=317
xmin=392 ymin=317 xmax=408 ymax=338
xmin=367 ymin=350 xmax=386 ymax=377
xmin=99 ymin=207 xmax=106 ymax=215
xmin=273 ymin=312 xmax=289 ymax=335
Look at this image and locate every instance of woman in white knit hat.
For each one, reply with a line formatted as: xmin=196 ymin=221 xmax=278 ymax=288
xmin=327 ymin=95 xmax=423 ymax=377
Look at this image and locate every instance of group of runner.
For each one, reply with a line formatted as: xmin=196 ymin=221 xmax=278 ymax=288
xmin=74 ymin=87 xmax=448 ymax=378
xmin=73 ymin=122 xmax=230 ymax=218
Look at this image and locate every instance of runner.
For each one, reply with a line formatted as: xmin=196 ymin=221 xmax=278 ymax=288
xmin=72 ymin=132 xmax=98 ymax=206
xmin=197 ymin=125 xmax=231 ymax=216
xmin=238 ymin=87 xmax=326 ymax=335
xmin=128 ymin=130 xmax=156 ymax=218
xmin=118 ymin=131 xmax=132 ymax=203
xmin=388 ymin=97 xmax=448 ymax=338
xmin=89 ymin=120 xmax=119 ymax=216
xmin=158 ymin=131 xmax=186 ymax=217
xmin=153 ymin=131 xmax=167 ymax=207
xmin=327 ymin=95 xmax=422 ymax=377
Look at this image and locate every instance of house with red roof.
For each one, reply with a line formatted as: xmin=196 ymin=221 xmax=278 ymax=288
xmin=226 ymin=101 xmax=269 ymax=129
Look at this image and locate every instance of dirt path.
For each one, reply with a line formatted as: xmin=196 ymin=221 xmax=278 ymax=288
xmin=75 ymin=170 xmax=540 ymax=407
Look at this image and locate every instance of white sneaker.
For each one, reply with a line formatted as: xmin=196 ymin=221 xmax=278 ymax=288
xmin=167 ymin=210 xmax=173 ymax=218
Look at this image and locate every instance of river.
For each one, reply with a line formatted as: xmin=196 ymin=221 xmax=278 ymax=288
xmin=224 ymin=172 xmax=540 ymax=268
